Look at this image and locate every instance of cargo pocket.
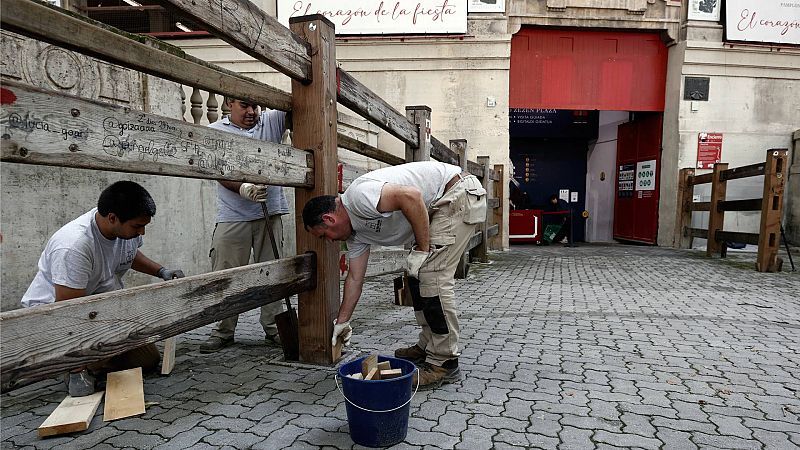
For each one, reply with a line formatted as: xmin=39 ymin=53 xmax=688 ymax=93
xmin=464 ymin=184 xmax=487 ymax=224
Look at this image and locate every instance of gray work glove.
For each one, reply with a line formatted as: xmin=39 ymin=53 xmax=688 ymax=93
xmin=406 ymin=247 xmax=432 ymax=279
xmin=157 ymin=267 xmax=185 ymax=281
xmin=332 ymin=319 xmax=352 ymax=347
xmin=239 ymin=183 xmax=268 ymax=202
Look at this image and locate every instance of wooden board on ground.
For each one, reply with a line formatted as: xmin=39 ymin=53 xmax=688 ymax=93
xmin=38 ymin=391 xmax=104 ymax=437
xmin=104 ymin=367 xmax=145 ymax=421
xmin=160 ymin=337 xmax=176 ymax=376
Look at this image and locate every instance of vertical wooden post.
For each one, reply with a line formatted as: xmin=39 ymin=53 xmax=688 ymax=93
xmin=473 ymin=156 xmax=491 ymax=263
xmin=405 ymin=106 xmax=431 ymax=162
xmin=452 ymin=139 xmax=469 ymax=279
xmin=756 ymin=149 xmax=789 ymax=272
xmin=674 ymin=168 xmax=695 ymax=249
xmin=492 ymin=164 xmax=505 ymax=250
xmin=290 ymin=15 xmax=340 ymax=364
xmin=706 ymin=163 xmax=728 ymax=257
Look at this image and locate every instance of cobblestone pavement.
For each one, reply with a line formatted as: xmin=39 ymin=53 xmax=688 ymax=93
xmin=3 ymin=244 xmax=800 ymax=449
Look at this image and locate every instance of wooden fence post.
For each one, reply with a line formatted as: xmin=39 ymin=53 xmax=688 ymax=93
xmin=707 ymin=163 xmax=729 ymax=257
xmin=492 ymin=164 xmax=505 ymax=250
xmin=405 ymin=106 xmax=431 ymax=162
xmin=756 ymin=149 xmax=789 ymax=272
xmin=473 ymin=156 xmax=491 ymax=263
xmin=674 ymin=168 xmax=695 ymax=249
xmin=290 ymin=15 xmax=340 ymax=364
xmin=452 ymin=139 xmax=469 ymax=278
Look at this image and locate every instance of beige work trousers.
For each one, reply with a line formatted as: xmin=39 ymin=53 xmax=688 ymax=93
xmin=209 ymin=216 xmax=284 ymax=340
xmin=415 ymin=175 xmax=486 ymax=366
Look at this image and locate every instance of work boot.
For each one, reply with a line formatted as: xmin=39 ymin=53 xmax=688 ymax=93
xmin=394 ymin=345 xmax=426 ymax=364
xmin=200 ymin=336 xmax=234 ymax=353
xmin=417 ymin=361 xmax=461 ymax=390
xmin=66 ymin=369 xmax=96 ymax=397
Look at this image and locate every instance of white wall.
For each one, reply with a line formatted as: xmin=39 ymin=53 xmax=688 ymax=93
xmin=586 ymin=111 xmax=628 ymax=242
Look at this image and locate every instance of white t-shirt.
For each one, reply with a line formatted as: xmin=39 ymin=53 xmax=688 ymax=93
xmin=208 ymin=110 xmax=289 ymax=223
xmin=20 ymin=208 xmax=143 ymax=307
xmin=341 ymin=161 xmax=462 ymax=258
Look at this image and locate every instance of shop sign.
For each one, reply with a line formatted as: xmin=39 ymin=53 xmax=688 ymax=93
xmin=277 ymin=0 xmax=467 ymax=34
xmin=635 ymin=159 xmax=656 ymax=192
xmin=725 ymin=0 xmax=800 ymax=45
xmin=697 ymin=132 xmax=723 ymax=169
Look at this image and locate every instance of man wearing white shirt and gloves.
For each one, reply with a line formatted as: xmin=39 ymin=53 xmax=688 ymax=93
xmin=302 ymin=161 xmax=486 ymax=389
xmin=201 ymin=98 xmax=290 ymax=352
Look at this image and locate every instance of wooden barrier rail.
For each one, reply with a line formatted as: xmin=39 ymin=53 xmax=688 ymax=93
xmin=674 ymin=149 xmax=789 ymax=272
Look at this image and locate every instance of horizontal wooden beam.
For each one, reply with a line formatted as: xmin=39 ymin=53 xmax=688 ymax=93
xmin=1 ymin=254 xmax=316 ymax=391
xmin=686 ymin=227 xmax=707 ymax=239
xmin=337 ymin=68 xmax=418 ymax=148
xmin=430 ymin=137 xmax=459 ymax=166
xmin=339 ymin=249 xmax=406 ymax=280
xmin=691 ymin=173 xmax=713 ymax=185
xmin=487 ymin=198 xmax=500 ymax=209
xmin=466 ymin=231 xmax=482 ymax=251
xmin=715 ymin=230 xmax=760 ymax=245
xmin=0 ymin=0 xmax=292 ymax=111
xmin=487 ymin=224 xmax=499 ymax=238
xmin=722 ymin=163 xmax=765 ymax=182
xmin=489 ymin=168 xmax=502 ymax=182
xmin=719 ymin=198 xmax=762 ymax=212
xmin=691 ymin=202 xmax=711 ymax=212
xmin=0 ymin=80 xmax=313 ymax=187
xmin=158 ymin=0 xmax=312 ymax=83
xmin=337 ymin=133 xmax=404 ymax=166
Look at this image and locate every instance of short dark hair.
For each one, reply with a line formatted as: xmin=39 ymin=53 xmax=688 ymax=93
xmin=302 ymin=195 xmax=336 ymax=231
xmin=97 ymin=181 xmax=156 ymax=222
xmin=549 ymin=194 xmax=558 ymax=202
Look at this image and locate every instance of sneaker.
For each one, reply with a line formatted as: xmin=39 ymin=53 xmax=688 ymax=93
xmin=66 ymin=370 xmax=96 ymax=397
xmin=417 ymin=362 xmax=461 ymax=390
xmin=394 ymin=345 xmax=426 ymax=364
xmin=199 ymin=336 xmax=234 ymax=353
xmin=265 ymin=333 xmax=282 ymax=346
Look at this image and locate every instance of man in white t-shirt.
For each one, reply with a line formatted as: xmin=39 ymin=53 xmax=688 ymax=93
xmin=302 ymin=161 xmax=487 ymax=389
xmin=200 ymin=98 xmax=290 ymax=353
xmin=21 ymin=181 xmax=185 ymax=396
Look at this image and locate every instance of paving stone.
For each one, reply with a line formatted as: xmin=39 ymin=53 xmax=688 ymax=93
xmin=709 ymin=414 xmax=752 ymax=439
xmin=455 ymin=425 xmax=495 ymax=450
xmin=558 ymin=425 xmax=593 ymax=450
xmin=691 ymin=432 xmax=761 ymax=449
xmin=250 ymin=423 xmax=307 ymax=449
xmin=751 ymin=429 xmax=795 ymax=449
xmin=152 ymin=429 xmax=214 ymax=450
xmin=593 ymin=430 xmax=661 ymax=450
xmin=655 ymin=428 xmax=697 ymax=449
xmin=153 ymin=413 xmax=209 ymax=439
xmin=560 ymin=414 xmax=622 ymax=433
xmin=202 ymin=430 xmax=264 ymax=448
xmin=199 ymin=416 xmax=257 ymax=433
xmin=432 ymin=410 xmax=469 ymax=435
xmin=404 ymin=428 xmax=459 ymax=448
xmin=105 ymin=431 xmax=166 ymax=449
xmin=528 ymin=411 xmax=562 ymax=438
xmin=619 ymin=412 xmax=657 ymax=438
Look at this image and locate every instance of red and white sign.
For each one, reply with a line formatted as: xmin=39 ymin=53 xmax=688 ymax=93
xmin=278 ymin=0 xmax=467 ymax=35
xmin=726 ymin=0 xmax=800 ymax=45
xmin=697 ymin=132 xmax=723 ymax=169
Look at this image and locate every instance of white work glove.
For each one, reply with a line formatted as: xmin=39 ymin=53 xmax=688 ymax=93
xmin=332 ymin=318 xmax=352 ymax=347
xmin=239 ymin=183 xmax=268 ymax=202
xmin=157 ymin=267 xmax=185 ymax=281
xmin=406 ymin=248 xmax=432 ymax=279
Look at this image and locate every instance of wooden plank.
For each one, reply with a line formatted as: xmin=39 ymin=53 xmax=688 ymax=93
xmin=756 ymin=149 xmax=789 ymax=272
xmin=361 ymin=354 xmax=378 ymax=378
xmin=38 ymin=391 xmax=104 ymax=437
xmin=339 ymin=249 xmax=405 ymax=280
xmin=380 ymin=369 xmax=402 ymax=379
xmin=160 ymin=337 xmax=176 ymax=376
xmin=0 ymin=79 xmax=312 ymax=187
xmin=487 ymin=198 xmax=501 ymax=209
xmin=337 ymin=133 xmax=404 ymax=166
xmin=337 ymin=68 xmax=418 ymax=147
xmin=721 ymin=162 xmax=765 ymax=181
xmin=691 ymin=202 xmax=711 ymax=212
xmin=466 ymin=231 xmax=482 ymax=252
xmin=674 ymin=168 xmax=695 ymax=249
xmin=715 ymin=231 xmax=760 ymax=245
xmin=1 ymin=255 xmax=315 ymax=391
xmin=0 ymin=0 xmax=292 ymax=111
xmin=489 ymin=168 xmax=502 ymax=182
xmin=290 ymin=16 xmax=341 ymax=365
xmin=430 ymin=136 xmax=458 ymax=165
xmin=406 ymin=106 xmax=431 ymax=162
xmin=158 ymin=0 xmax=312 ymax=82
xmin=707 ymin=163 xmax=729 ymax=257
xmin=691 ymin=173 xmax=713 ymax=185
xmin=687 ymin=227 xmax=707 ymax=239
xmin=377 ymin=361 xmax=391 ymax=371
xmin=364 ymin=367 xmax=379 ymax=381
xmin=487 ymin=224 xmax=499 ymax=238
xmin=719 ymin=199 xmax=762 ymax=212
xmin=104 ymin=368 xmax=145 ymax=421
xmin=492 ymin=164 xmax=505 ymax=250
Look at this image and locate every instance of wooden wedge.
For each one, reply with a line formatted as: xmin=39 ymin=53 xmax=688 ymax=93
xmin=103 ymin=367 xmax=145 ymax=421
xmin=361 ymin=354 xmax=378 ymax=378
xmin=38 ymin=391 xmax=104 ymax=437
xmin=160 ymin=337 xmax=176 ymax=375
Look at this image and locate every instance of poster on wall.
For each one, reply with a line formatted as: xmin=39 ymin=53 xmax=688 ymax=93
xmin=617 ymin=164 xmax=635 ymax=198
xmin=468 ymin=0 xmax=504 ymax=13
xmin=697 ymin=132 xmax=723 ymax=169
xmin=688 ymin=0 xmax=720 ymax=21
xmin=277 ymin=0 xmax=468 ymax=34
xmin=725 ymin=0 xmax=800 ymax=45
xmin=635 ymin=160 xmax=657 ymax=192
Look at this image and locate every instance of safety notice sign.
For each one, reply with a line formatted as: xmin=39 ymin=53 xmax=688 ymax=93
xmin=636 ymin=160 xmax=656 ymax=191
xmin=697 ymin=132 xmax=722 ymax=169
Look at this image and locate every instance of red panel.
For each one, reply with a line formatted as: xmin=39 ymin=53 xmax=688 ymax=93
xmin=510 ymin=29 xmax=668 ymax=111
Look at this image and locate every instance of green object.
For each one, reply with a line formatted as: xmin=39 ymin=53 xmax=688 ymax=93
xmin=543 ymin=224 xmax=561 ymax=243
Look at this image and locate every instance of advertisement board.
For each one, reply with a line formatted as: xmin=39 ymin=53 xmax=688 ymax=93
xmin=725 ymin=0 xmax=800 ymax=45
xmin=278 ymin=0 xmax=468 ymax=34
xmin=696 ymin=132 xmax=723 ymax=169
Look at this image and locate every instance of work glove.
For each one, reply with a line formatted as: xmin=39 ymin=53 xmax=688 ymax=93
xmin=239 ymin=183 xmax=268 ymax=202
xmin=406 ymin=247 xmax=432 ymax=279
xmin=157 ymin=267 xmax=185 ymax=281
xmin=332 ymin=318 xmax=352 ymax=347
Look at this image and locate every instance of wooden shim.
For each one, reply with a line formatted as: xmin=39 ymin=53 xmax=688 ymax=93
xmin=337 ymin=133 xmax=404 ymax=166
xmin=430 ymin=136 xmax=458 ymax=165
xmin=1 ymin=254 xmax=315 ymax=391
xmin=361 ymin=354 xmax=378 ymax=378
xmin=364 ymin=367 xmax=379 ymax=381
xmin=0 ymin=79 xmax=313 ymax=187
xmin=722 ymin=162 xmax=766 ymax=182
xmin=38 ymin=391 xmax=104 ymax=437
xmin=160 ymin=337 xmax=176 ymax=376
xmin=104 ymin=368 xmax=145 ymax=421
xmin=337 ymin=68 xmax=418 ymax=147
xmin=377 ymin=361 xmax=391 ymax=371
xmin=380 ymin=369 xmax=402 ymax=379
xmin=158 ymin=0 xmax=312 ymax=82
xmin=0 ymin=0 xmax=292 ymax=111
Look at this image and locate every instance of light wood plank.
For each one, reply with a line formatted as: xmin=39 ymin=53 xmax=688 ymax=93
xmin=38 ymin=391 xmax=104 ymax=437
xmin=160 ymin=337 xmax=176 ymax=376
xmin=0 ymin=80 xmax=312 ymax=187
xmin=361 ymin=354 xmax=378 ymax=378
xmin=1 ymin=254 xmax=315 ymax=391
xmin=104 ymin=368 xmax=145 ymax=421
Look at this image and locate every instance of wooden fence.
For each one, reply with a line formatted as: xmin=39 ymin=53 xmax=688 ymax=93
xmin=0 ymin=0 xmax=504 ymax=390
xmin=674 ymin=149 xmax=788 ymax=272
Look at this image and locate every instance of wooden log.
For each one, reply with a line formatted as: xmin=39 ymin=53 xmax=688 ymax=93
xmin=290 ymin=15 xmax=341 ymax=365
xmin=158 ymin=0 xmax=312 ymax=82
xmin=707 ymin=163 xmax=729 ymax=257
xmin=492 ymin=164 xmax=505 ymax=250
xmin=0 ymin=79 xmax=312 ymax=187
xmin=1 ymin=254 xmax=315 ymax=391
xmin=405 ymin=106 xmax=431 ymax=162
xmin=337 ymin=68 xmax=418 ymax=148
xmin=337 ymin=133 xmax=404 ymax=166
xmin=104 ymin=368 xmax=145 ymax=421
xmin=756 ymin=149 xmax=789 ymax=272
xmin=473 ymin=156 xmax=491 ymax=263
xmin=38 ymin=391 xmax=104 ymax=437
xmin=0 ymin=0 xmax=292 ymax=111
xmin=674 ymin=168 xmax=695 ymax=249
xmin=160 ymin=337 xmax=176 ymax=376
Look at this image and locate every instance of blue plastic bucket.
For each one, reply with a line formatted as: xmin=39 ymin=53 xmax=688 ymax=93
xmin=336 ymin=355 xmax=418 ymax=447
